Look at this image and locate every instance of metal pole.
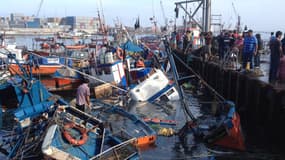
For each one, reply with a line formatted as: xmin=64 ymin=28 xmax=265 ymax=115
xmin=202 ymin=0 xmax=206 ymax=31
xmin=163 ymin=36 xmax=196 ymax=122
xmin=205 ymin=0 xmax=211 ymax=32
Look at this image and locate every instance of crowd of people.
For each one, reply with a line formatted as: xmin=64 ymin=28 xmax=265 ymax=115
xmin=170 ymin=27 xmax=285 ymax=84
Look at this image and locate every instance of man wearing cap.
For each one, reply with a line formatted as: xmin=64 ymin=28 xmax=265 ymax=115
xmin=242 ymin=29 xmax=257 ymax=70
xmin=76 ymin=78 xmax=91 ymax=112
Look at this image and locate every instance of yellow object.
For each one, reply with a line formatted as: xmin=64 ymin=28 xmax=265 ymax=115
xmin=158 ymin=128 xmax=175 ymax=137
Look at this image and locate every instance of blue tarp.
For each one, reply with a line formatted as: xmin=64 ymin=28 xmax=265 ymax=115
xmin=121 ymin=40 xmax=144 ymax=52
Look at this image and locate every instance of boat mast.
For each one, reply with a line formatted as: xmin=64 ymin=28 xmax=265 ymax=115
xmin=97 ymin=0 xmax=107 ymax=43
xmin=162 ymin=37 xmax=196 ymax=122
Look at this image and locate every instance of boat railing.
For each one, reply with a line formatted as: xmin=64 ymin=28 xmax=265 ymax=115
xmin=90 ymin=138 xmax=138 ymax=160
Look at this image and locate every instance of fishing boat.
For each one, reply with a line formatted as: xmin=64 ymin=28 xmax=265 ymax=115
xmin=8 ymin=55 xmax=64 ymax=75
xmin=42 ymin=104 xmax=140 ymax=160
xmin=161 ymin=35 xmax=245 ymax=151
xmin=0 ymin=50 xmax=67 ymax=159
xmin=65 ymin=44 xmax=87 ymax=50
xmin=41 ymin=106 xmax=105 ymax=160
xmin=87 ymin=99 xmax=157 ymax=147
xmin=129 ymin=68 xmax=180 ymax=102
xmin=52 ymin=68 xmax=83 ymax=91
xmin=42 ymin=104 xmax=138 ymax=160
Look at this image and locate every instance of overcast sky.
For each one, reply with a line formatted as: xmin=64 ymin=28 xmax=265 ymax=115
xmin=0 ymin=0 xmax=284 ymax=32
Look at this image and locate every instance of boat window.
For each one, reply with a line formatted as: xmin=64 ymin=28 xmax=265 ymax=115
xmin=166 ymin=89 xmax=175 ymax=96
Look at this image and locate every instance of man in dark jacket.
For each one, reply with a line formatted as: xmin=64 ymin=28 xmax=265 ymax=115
xmin=254 ymin=34 xmax=264 ymax=68
xmin=269 ymin=31 xmax=283 ymax=83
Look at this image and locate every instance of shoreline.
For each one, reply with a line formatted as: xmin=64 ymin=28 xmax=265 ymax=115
xmin=0 ymin=28 xmax=97 ymax=36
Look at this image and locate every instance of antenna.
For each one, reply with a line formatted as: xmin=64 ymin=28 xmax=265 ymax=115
xmin=160 ymin=0 xmax=168 ymax=31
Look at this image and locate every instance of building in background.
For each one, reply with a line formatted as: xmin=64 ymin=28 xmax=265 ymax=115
xmin=0 ymin=17 xmax=9 ymax=28
xmin=9 ymin=13 xmax=26 ymax=28
xmin=62 ymin=16 xmax=100 ymax=31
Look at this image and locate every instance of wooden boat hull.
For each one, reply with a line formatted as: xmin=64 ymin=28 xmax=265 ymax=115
xmin=9 ymin=64 xmax=62 ymax=75
xmin=54 ymin=77 xmax=82 ymax=90
xmin=65 ymin=45 xmax=87 ymax=50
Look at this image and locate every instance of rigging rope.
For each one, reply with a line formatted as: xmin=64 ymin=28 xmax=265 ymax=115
xmin=172 ymin=53 xmax=225 ymax=102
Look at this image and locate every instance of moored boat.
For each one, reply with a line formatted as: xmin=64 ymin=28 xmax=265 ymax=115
xmin=0 ymin=50 xmax=67 ymax=159
xmin=41 ymin=106 xmax=105 ymax=160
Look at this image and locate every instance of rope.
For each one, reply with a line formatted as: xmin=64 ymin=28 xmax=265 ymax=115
xmin=172 ymin=53 xmax=225 ymax=102
xmin=27 ymin=51 xmax=128 ymax=93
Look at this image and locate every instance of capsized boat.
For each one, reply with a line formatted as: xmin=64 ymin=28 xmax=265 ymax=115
xmin=129 ymin=68 xmax=180 ymax=102
xmin=87 ymin=99 xmax=157 ymax=147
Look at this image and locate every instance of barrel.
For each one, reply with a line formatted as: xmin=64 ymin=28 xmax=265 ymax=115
xmin=105 ymin=52 xmax=114 ymax=64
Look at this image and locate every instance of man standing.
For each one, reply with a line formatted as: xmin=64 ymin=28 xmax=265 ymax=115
xmin=269 ymin=31 xmax=283 ymax=84
xmin=255 ymin=34 xmax=264 ymax=68
xmin=242 ymin=30 xmax=257 ymax=70
xmin=281 ymin=33 xmax=285 ymax=55
xmin=76 ymin=78 xmax=91 ymax=112
xmin=204 ymin=31 xmax=213 ymax=60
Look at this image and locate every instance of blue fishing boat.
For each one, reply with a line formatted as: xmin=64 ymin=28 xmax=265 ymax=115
xmin=41 ymin=106 xmax=105 ymax=160
xmin=88 ymin=99 xmax=157 ymax=147
xmin=0 ymin=50 xmax=67 ymax=159
xmin=42 ymin=105 xmax=140 ymax=160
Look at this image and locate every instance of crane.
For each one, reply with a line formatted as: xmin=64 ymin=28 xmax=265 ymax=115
xmin=160 ymin=0 xmax=168 ymax=31
xmin=232 ymin=2 xmax=241 ymax=32
xmin=36 ymin=0 xmax=44 ymax=17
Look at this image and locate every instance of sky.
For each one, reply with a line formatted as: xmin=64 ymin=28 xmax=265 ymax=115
xmin=0 ymin=0 xmax=284 ymax=32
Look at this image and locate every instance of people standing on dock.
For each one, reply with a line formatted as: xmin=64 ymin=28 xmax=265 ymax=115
xmin=183 ymin=30 xmax=193 ymax=53
xmin=217 ymin=31 xmax=225 ymax=61
xmin=270 ymin=32 xmax=275 ymax=41
xmin=170 ymin=31 xmax=177 ymax=49
xmin=76 ymin=78 xmax=91 ymax=112
xmin=203 ymin=31 xmax=213 ymax=60
xmin=281 ymin=33 xmax=285 ymax=55
xmin=242 ymin=29 xmax=257 ymax=70
xmin=269 ymin=31 xmax=283 ymax=84
xmin=220 ymin=31 xmax=234 ymax=62
xmin=233 ymin=35 xmax=244 ymax=64
xmin=255 ymin=34 xmax=264 ymax=68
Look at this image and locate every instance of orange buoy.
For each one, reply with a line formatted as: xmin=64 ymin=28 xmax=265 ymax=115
xmin=136 ymin=58 xmax=145 ymax=68
xmin=133 ymin=135 xmax=156 ymax=146
xmin=63 ymin=122 xmax=88 ymax=146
